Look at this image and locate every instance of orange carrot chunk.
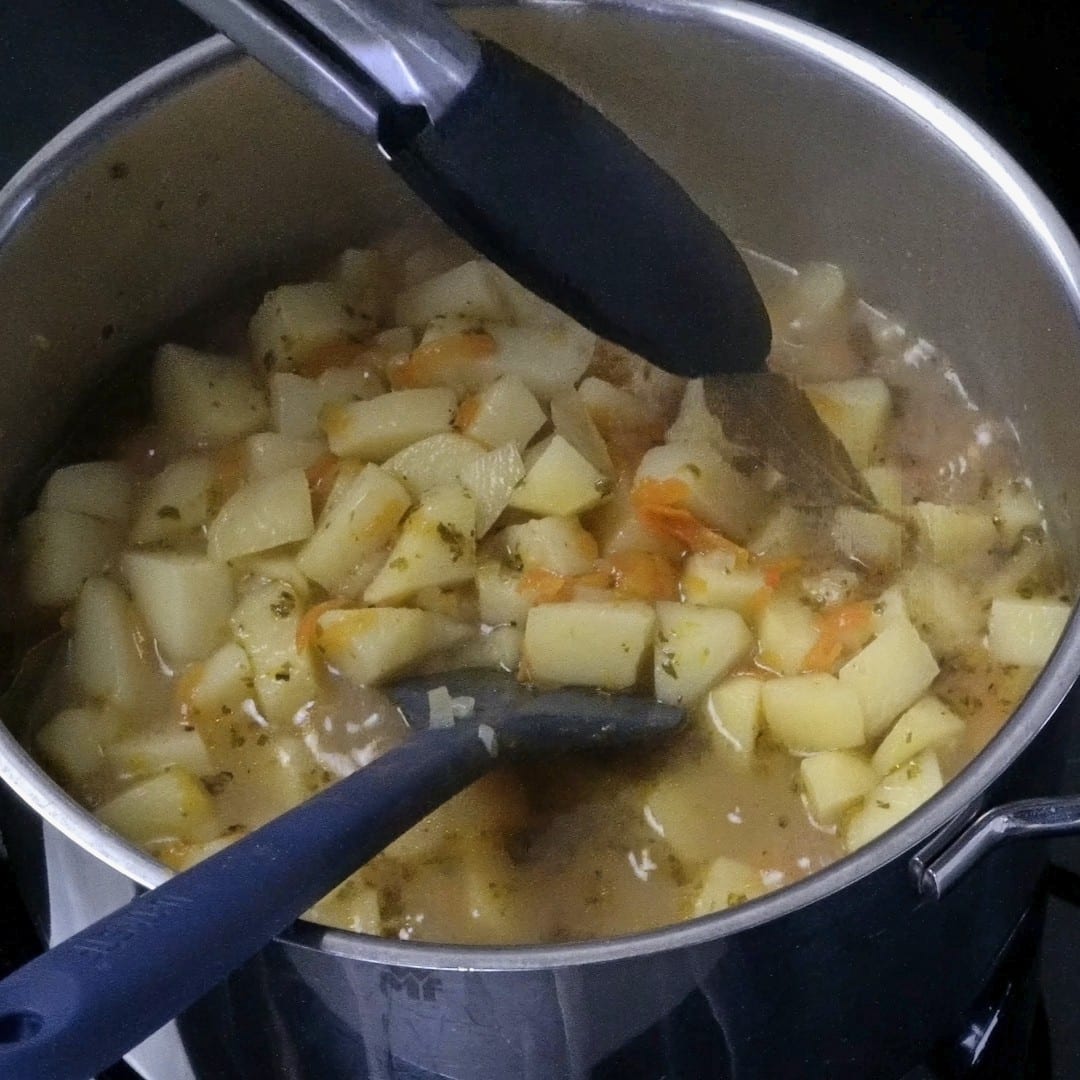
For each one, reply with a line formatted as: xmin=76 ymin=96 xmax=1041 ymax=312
xmin=631 ymin=479 xmax=748 ymax=562
xmin=802 ymin=600 xmax=874 ymax=673
xmin=390 ymin=331 xmax=496 ymax=390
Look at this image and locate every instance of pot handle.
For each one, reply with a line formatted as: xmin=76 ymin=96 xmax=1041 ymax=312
xmin=911 ymin=795 xmax=1080 ymax=899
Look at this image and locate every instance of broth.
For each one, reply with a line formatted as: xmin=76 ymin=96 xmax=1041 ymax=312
xmin=12 ymin=232 xmax=1070 ymax=944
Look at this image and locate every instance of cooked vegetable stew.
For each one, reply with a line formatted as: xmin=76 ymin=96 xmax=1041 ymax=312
xmin=15 ymin=234 xmax=1072 ymax=944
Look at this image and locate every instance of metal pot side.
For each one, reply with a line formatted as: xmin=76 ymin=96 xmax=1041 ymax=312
xmin=2 ymin=4 xmax=1080 ymax=1077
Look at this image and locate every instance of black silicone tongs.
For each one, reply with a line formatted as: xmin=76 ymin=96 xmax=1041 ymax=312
xmin=176 ymin=0 xmax=771 ymax=376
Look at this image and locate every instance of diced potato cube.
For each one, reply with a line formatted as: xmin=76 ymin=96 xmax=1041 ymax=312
xmin=222 ymin=734 xmax=321 ymax=826
xmin=307 ymin=878 xmax=382 ymax=936
xmin=634 ymin=441 xmax=766 ymax=542
xmin=455 ymin=374 xmax=546 ymax=452
xmin=578 ymin=376 xmax=657 ymax=435
xmin=153 ymin=344 xmax=268 ymax=446
xmin=862 ymin=464 xmax=902 ymax=515
xmin=476 ymin=562 xmax=531 ymax=627
xmin=800 ymin=751 xmax=877 ymax=825
xmin=831 ymin=507 xmax=903 ymax=571
xmin=394 ymin=260 xmax=509 ymax=327
xmin=295 ymin=463 xmax=411 ymax=595
xmin=487 ymin=324 xmax=595 ymax=402
xmin=843 ymin=750 xmax=944 ymax=852
xmin=269 ymin=369 xmax=383 ymax=440
xmin=322 ymin=387 xmax=456 ymax=461
xmin=130 ymin=457 xmax=214 ymax=544
xmin=250 ymin=281 xmax=373 ymax=371
xmin=374 ymin=326 xmax=415 ymax=354
xmin=693 ymin=856 xmax=765 ymax=917
xmin=364 ymin=484 xmax=477 ymax=604
xmin=207 ymin=468 xmax=314 ymax=563
xmin=488 ymin=263 xmax=568 ymax=327
xmin=95 ymin=766 xmax=219 ymax=845
xmin=233 ymin=556 xmax=311 ymax=604
xmin=912 ymin=502 xmax=998 ymax=567
xmin=157 ymin=836 xmax=238 ymax=874
xmin=418 ymin=313 xmax=483 ymax=344
xmin=502 ymin=516 xmax=598 ymax=577
xmin=36 ymin=706 xmax=124 ymax=782
xmin=40 ymin=462 xmax=132 ymax=522
xmin=230 ymin=581 xmax=322 ymax=725
xmin=71 ymin=577 xmax=152 ymax=712
xmin=106 ymin=726 xmax=212 ymax=780
xmin=756 ymin=595 xmax=819 ymax=676
xmin=460 ymin=443 xmax=526 ymax=536
xmin=770 ymin=262 xmax=850 ymax=346
xmin=182 ymin=642 xmax=253 ymax=720
xmin=993 ymin=479 xmax=1043 ymax=546
xmin=654 ymin=602 xmax=753 ymax=706
xmin=550 ymin=389 xmax=614 ymax=475
xmin=584 ymin=482 xmax=681 ymax=559
xmin=699 ymin=675 xmax=762 ymax=769
xmin=521 ymin=601 xmax=655 ymax=690
xmin=899 ymin=563 xmax=984 ymax=657
xmin=334 ymin=247 xmax=388 ymax=324
xmin=838 ymin=618 xmax=940 ymax=739
xmin=872 ymin=695 xmax=964 ymax=776
xmin=870 ymin=587 xmax=908 ymax=635
xmin=641 ymin=763 xmax=719 ymax=863
xmin=762 ymin=673 xmax=865 ymax=752
xmin=20 ymin=509 xmax=122 ymax=607
xmin=508 ymin=435 xmax=607 ymax=517
xmin=245 ymin=433 xmax=325 ymax=480
xmin=315 ymin=607 xmax=470 ymax=685
xmin=666 ymin=379 xmax=733 ymax=452
xmin=988 ymin=597 xmax=1071 ymax=667
xmin=804 ymin=377 xmax=891 ymax=468
xmin=383 ymin=432 xmax=485 ymax=497
xmin=681 ymin=552 xmax=766 ymax=615
xmin=123 ymin=551 xmax=235 ymax=665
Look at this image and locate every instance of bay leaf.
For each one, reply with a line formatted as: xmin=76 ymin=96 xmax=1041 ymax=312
xmin=702 ymin=372 xmax=885 ymax=515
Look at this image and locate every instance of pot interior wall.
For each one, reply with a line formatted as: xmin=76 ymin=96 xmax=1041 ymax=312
xmin=1 ymin=4 xmax=1079 ymax=610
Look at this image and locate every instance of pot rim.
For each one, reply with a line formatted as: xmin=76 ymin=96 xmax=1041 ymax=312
xmin=3 ymin=0 xmax=1080 ymax=972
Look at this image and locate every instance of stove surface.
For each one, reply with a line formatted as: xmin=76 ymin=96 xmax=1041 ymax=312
xmin=2 ymin=1 xmax=1080 ymax=1078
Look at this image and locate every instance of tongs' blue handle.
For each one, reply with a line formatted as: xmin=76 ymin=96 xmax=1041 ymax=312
xmin=174 ymin=0 xmax=771 ymax=377
xmin=0 ymin=724 xmax=495 ymax=1080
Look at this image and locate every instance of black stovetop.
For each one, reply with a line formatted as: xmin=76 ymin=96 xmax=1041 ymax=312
xmin=2 ymin=1 xmax=1080 ymax=1077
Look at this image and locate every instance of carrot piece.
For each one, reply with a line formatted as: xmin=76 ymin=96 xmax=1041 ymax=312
xmin=802 ymin=600 xmax=874 ymax=673
xmin=518 ymin=568 xmax=573 ymax=605
xmin=305 ymin=453 xmax=340 ymax=517
xmin=389 ymin=330 xmax=496 ymax=390
xmin=756 ymin=557 xmax=805 ymax=590
xmin=630 ymin=478 xmax=749 ymax=561
xmin=296 ymin=598 xmax=348 ymax=653
xmin=454 ymin=392 xmax=483 ymax=433
xmin=609 ymin=550 xmax=680 ymax=601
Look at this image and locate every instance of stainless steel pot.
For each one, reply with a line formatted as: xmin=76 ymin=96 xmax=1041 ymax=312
xmin=2 ymin=4 xmax=1080 ymax=1078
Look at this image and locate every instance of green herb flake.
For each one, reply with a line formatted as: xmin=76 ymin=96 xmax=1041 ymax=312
xmin=436 ymin=522 xmax=467 ymax=561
